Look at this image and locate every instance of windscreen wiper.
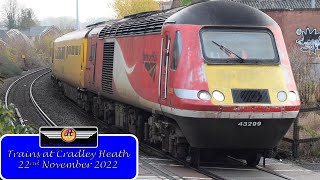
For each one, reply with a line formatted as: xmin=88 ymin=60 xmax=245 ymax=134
xmin=211 ymin=40 xmax=245 ymax=63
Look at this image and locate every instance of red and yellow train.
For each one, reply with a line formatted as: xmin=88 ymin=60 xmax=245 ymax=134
xmin=52 ymin=1 xmax=301 ymax=166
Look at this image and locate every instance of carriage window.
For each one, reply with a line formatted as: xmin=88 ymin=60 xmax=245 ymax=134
xmin=67 ymin=46 xmax=70 ymax=56
xmin=200 ymin=29 xmax=279 ymax=64
xmin=61 ymin=47 xmax=65 ymax=59
xmin=55 ymin=47 xmax=65 ymax=60
xmin=75 ymin=46 xmax=79 ymax=55
xmin=171 ymin=31 xmax=182 ymax=70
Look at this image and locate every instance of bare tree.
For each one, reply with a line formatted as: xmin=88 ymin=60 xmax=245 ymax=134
xmin=41 ymin=17 xmax=76 ymax=31
xmin=17 ymin=8 xmax=38 ymax=30
xmin=289 ymin=46 xmax=319 ymax=105
xmin=2 ymin=0 xmax=18 ymax=29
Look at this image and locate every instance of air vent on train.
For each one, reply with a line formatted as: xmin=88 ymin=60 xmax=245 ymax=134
xmin=232 ymin=89 xmax=271 ymax=103
xmin=102 ymin=42 xmax=114 ymax=94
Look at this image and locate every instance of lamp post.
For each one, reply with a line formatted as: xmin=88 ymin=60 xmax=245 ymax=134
xmin=76 ymin=0 xmax=80 ymax=30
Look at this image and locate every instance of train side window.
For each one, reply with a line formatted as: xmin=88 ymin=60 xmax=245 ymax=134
xmin=62 ymin=47 xmax=65 ymax=59
xmin=171 ymin=31 xmax=182 ymax=70
xmin=77 ymin=46 xmax=80 ymax=55
xmin=56 ymin=47 xmax=62 ymax=59
xmin=75 ymin=46 xmax=78 ymax=55
xmin=91 ymin=44 xmax=96 ymax=61
xmin=66 ymin=46 xmax=69 ymax=58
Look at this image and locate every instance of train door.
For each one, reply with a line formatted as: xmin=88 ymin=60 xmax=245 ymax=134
xmin=88 ymin=35 xmax=98 ymax=86
xmin=159 ymin=32 xmax=173 ymax=105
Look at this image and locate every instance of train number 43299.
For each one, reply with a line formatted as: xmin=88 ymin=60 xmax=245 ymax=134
xmin=238 ymin=121 xmax=262 ymax=127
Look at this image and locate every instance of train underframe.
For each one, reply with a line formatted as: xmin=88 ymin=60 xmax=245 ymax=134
xmin=52 ymin=77 xmax=293 ymax=167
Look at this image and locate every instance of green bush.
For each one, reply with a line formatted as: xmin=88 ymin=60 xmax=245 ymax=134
xmin=298 ymin=125 xmax=320 ymax=139
xmin=0 ymin=102 xmax=35 ymax=135
xmin=181 ymin=0 xmax=192 ymax=6
xmin=0 ymin=49 xmax=22 ymax=78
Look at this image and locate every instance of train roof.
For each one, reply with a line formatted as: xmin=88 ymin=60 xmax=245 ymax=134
xmin=98 ymin=0 xmax=277 ymax=39
xmin=55 ymin=28 xmax=90 ymax=43
xmin=167 ymin=0 xmax=277 ymax=26
xmin=54 ymin=0 xmax=278 ymax=42
xmin=88 ymin=20 xmax=118 ymax=36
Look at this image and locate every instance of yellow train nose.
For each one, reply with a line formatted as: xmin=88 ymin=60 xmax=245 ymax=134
xmin=204 ymin=64 xmax=289 ymax=105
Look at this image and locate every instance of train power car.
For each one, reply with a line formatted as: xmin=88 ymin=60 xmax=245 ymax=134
xmin=51 ymin=0 xmax=301 ymax=166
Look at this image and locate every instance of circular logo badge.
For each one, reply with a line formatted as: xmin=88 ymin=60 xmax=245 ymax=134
xmin=61 ymin=128 xmax=76 ymax=143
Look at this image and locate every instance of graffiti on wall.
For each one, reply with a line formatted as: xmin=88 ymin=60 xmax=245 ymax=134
xmin=296 ymin=27 xmax=320 ymax=54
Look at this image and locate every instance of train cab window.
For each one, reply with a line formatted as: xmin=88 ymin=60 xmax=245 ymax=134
xmin=91 ymin=44 xmax=97 ymax=61
xmin=171 ymin=31 xmax=182 ymax=70
xmin=200 ymin=29 xmax=279 ymax=64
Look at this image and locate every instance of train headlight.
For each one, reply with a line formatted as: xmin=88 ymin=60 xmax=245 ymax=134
xmin=212 ymin=91 xmax=225 ymax=102
xmin=288 ymin=91 xmax=298 ymax=101
xmin=197 ymin=91 xmax=211 ymax=101
xmin=277 ymin=91 xmax=287 ymax=102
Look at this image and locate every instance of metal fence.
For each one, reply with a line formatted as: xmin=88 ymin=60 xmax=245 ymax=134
xmin=282 ymin=105 xmax=320 ymax=158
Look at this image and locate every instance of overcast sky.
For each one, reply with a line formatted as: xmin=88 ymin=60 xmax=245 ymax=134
xmin=0 ymin=0 xmax=116 ymax=22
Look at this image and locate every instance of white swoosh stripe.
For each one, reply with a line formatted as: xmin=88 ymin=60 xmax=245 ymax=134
xmin=125 ymin=64 xmax=136 ymax=74
xmin=115 ymin=41 xmax=136 ymax=74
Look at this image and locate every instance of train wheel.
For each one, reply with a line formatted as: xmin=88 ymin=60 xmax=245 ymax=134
xmin=246 ymin=153 xmax=261 ymax=167
xmin=189 ymin=148 xmax=201 ymax=168
xmin=169 ymin=137 xmax=188 ymax=159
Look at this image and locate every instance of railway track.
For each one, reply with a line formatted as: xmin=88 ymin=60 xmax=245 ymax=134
xmin=227 ymin=156 xmax=293 ymax=180
xmin=29 ymin=70 xmax=56 ymax=126
xmin=4 ymin=68 xmax=55 ymax=127
xmin=5 ymin=68 xmax=48 ymax=108
xmin=4 ymin=69 xmax=296 ymax=180
xmin=140 ymin=140 xmax=295 ymax=180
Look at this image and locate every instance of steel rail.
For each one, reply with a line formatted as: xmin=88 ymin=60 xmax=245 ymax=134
xmin=5 ymin=68 xmax=48 ymax=108
xmin=29 ymin=70 xmax=57 ymax=127
xmin=140 ymin=143 xmax=227 ymax=180
xmin=227 ymin=156 xmax=294 ymax=180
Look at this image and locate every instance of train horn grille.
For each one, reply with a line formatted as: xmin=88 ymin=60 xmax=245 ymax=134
xmin=232 ymin=89 xmax=270 ymax=103
xmin=102 ymin=42 xmax=114 ymax=95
